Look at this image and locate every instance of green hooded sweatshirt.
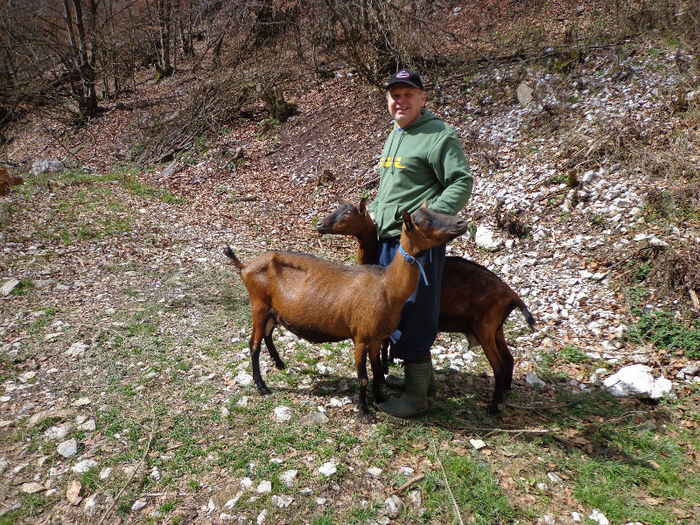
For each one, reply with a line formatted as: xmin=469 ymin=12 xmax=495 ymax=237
xmin=368 ymin=109 xmax=473 ymax=238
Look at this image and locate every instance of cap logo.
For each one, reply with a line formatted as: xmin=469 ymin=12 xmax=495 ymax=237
xmin=396 ymin=71 xmax=410 ymax=78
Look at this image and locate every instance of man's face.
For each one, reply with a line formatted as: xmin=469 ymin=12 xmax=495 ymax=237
xmin=386 ymin=84 xmax=426 ymax=129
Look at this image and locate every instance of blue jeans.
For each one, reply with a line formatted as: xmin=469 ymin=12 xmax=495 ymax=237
xmin=378 ymin=238 xmax=445 ymax=362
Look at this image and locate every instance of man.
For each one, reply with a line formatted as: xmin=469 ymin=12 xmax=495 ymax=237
xmin=368 ymin=69 xmax=473 ymax=417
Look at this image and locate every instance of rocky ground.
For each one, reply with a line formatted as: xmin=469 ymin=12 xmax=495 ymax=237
xmin=1 ymin=29 xmax=699 ymax=525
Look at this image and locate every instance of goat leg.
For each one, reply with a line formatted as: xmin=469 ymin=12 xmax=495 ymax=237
xmin=263 ymin=333 xmax=286 ymax=370
xmin=369 ymin=344 xmax=386 ymax=403
xmin=249 ymin=337 xmax=271 ymax=395
xmin=495 ymin=326 xmax=514 ymax=390
xmin=354 ymin=343 xmax=375 ymax=422
xmin=380 ymin=339 xmax=390 ymax=375
xmin=479 ymin=333 xmax=506 ymax=414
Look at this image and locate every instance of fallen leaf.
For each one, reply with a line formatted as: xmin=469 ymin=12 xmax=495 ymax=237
xmin=66 ymin=480 xmax=82 ymax=505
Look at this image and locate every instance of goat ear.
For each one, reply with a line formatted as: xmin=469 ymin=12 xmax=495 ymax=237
xmin=402 ymin=211 xmax=414 ymax=231
xmin=359 ymin=197 xmax=367 ymax=215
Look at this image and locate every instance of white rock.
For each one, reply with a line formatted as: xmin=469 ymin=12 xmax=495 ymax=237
xmin=366 ymin=467 xmax=382 ymax=477
xmin=235 ymin=372 xmax=253 ymax=386
xmin=30 ymin=159 xmax=64 ymax=175
xmin=57 ymin=438 xmax=78 ymax=458
xmin=256 ymin=509 xmax=267 ymax=525
xmin=99 ymin=467 xmax=112 ymax=480
xmin=240 ymin=477 xmax=253 ymax=489
xmin=271 ymin=494 xmax=294 ymax=508
xmin=150 ymin=466 xmax=161 ymax=481
xmin=279 ymin=469 xmax=298 ymax=487
xmin=45 ymin=425 xmax=71 ymax=440
xmin=273 ymin=405 xmax=292 ymax=422
xmin=131 ymin=500 xmax=147 ymax=512
xmin=603 ymin=365 xmax=672 ymax=399
xmin=526 ymin=372 xmax=546 ymax=387
xmin=256 ymin=480 xmax=272 ymax=493
xmin=64 ymin=342 xmax=88 ymax=358
xmin=475 ymin=226 xmax=503 ymax=252
xmin=72 ymin=459 xmax=98 ymax=474
xmin=572 ymin=511 xmax=583 ymax=522
xmin=236 ymin=396 xmax=249 ymax=407
xmin=83 ymin=494 xmax=98 ymax=516
xmin=21 ymin=482 xmax=45 ymax=494
xmin=318 ymin=461 xmax=337 ymax=476
xmin=517 ymin=83 xmax=535 ymax=106
xmin=0 ymin=278 xmax=20 ymax=296
xmin=78 ymin=419 xmax=96 ymax=432
xmin=589 ymin=509 xmax=609 ymax=525
xmin=384 ymin=495 xmax=404 ymax=518
xmin=470 ymin=439 xmax=486 ymax=450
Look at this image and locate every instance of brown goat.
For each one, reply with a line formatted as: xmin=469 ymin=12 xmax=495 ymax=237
xmin=316 ymin=199 xmax=536 ymax=414
xmin=225 ymin=206 xmax=469 ymax=421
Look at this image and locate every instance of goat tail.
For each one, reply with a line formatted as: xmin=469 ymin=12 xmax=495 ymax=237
xmin=223 ymin=245 xmax=244 ymax=274
xmin=519 ymin=305 xmax=536 ymax=330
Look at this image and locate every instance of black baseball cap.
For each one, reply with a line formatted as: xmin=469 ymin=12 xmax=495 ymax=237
xmin=386 ymin=69 xmax=424 ymax=91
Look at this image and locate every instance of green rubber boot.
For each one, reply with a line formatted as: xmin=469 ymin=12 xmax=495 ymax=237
xmin=386 ymin=367 xmax=437 ymax=396
xmin=379 ymin=360 xmax=433 ymax=418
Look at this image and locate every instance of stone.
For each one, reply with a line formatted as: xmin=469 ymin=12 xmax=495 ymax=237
xmin=273 ymin=405 xmax=292 ymax=422
xmin=366 ymin=467 xmax=382 ymax=477
xmin=474 ymin=226 xmax=503 ymax=252
xmin=45 ymin=425 xmax=72 ymax=440
xmin=318 ymin=461 xmax=337 ymax=476
xmin=131 ymin=500 xmax=147 ymax=512
xmin=57 ymin=438 xmax=78 ymax=458
xmin=77 ymin=419 xmax=96 ymax=432
xmin=676 ymin=364 xmax=699 ymax=380
xmin=470 ymin=439 xmax=486 ymax=450
xmin=235 ymin=371 xmax=253 ymax=386
xmin=279 ymin=469 xmax=298 ymax=487
xmin=21 ymin=482 xmax=45 ymax=494
xmin=256 ymin=480 xmax=272 ymax=493
xmin=384 ymin=495 xmax=404 ymax=518
xmin=83 ymin=494 xmax=98 ymax=516
xmin=72 ymin=459 xmax=98 ymax=474
xmin=0 ymin=278 xmax=20 ymax=296
xmin=526 ymin=372 xmax=546 ymax=387
xmin=517 ymin=83 xmax=535 ymax=106
xmin=64 ymin=342 xmax=88 ymax=358
xmin=589 ymin=509 xmax=609 ymax=525
xmin=30 ymin=159 xmax=65 ymax=175
xmin=99 ymin=467 xmax=112 ymax=480
xmin=603 ymin=365 xmax=672 ymax=399
xmin=299 ymin=412 xmax=329 ymax=425
xmin=256 ymin=509 xmax=267 ymax=524
xmin=271 ymin=494 xmax=293 ymax=508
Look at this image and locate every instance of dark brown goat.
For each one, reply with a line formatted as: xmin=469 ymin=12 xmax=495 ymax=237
xmin=225 ymin=206 xmax=469 ymax=421
xmin=316 ymin=199 xmax=536 ymax=413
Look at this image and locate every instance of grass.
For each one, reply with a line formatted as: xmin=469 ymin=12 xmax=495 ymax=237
xmin=626 ymin=308 xmax=700 ymax=359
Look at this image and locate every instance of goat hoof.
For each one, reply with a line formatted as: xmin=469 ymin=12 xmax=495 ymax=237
xmin=358 ymin=411 xmax=376 ymax=424
xmin=488 ymin=402 xmax=503 ymax=415
xmin=257 ymin=385 xmax=272 ymax=395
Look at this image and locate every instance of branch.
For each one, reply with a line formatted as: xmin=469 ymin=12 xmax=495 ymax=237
xmin=430 ymin=437 xmax=466 ymax=525
xmin=98 ymin=406 xmax=156 ymax=525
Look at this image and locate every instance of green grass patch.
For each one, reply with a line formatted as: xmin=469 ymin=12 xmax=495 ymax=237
xmin=626 ymin=308 xmax=700 ymax=359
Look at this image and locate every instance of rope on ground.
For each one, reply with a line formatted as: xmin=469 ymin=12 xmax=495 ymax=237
xmin=98 ymin=405 xmax=156 ymax=525
xmin=430 ymin=436 xmax=466 ymax=525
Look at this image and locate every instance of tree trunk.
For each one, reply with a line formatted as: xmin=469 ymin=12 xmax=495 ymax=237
xmin=63 ymin=0 xmax=100 ymax=122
